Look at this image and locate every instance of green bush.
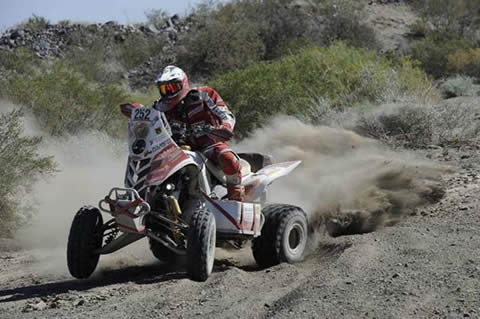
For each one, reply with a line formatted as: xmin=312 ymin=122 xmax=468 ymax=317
xmin=178 ymin=0 xmax=377 ymax=79
xmin=209 ymin=43 xmax=434 ymax=138
xmin=0 ymin=48 xmax=37 ymax=73
xmin=64 ymin=39 xmax=122 ymax=83
xmin=17 ymin=14 xmax=50 ymax=30
xmin=117 ymin=34 xmax=164 ymax=70
xmin=63 ymin=29 xmax=164 ymax=82
xmin=314 ymin=0 xmax=378 ymax=50
xmin=4 ymin=63 xmax=129 ymax=136
xmin=58 ymin=19 xmax=72 ymax=27
xmin=0 ymin=109 xmax=56 ymax=238
xmin=177 ymin=0 xmax=266 ymax=77
xmin=408 ymin=0 xmax=480 ymax=78
xmin=447 ymin=48 xmax=480 ymax=78
xmin=411 ymin=33 xmax=476 ymax=78
xmin=127 ymin=87 xmax=158 ymax=106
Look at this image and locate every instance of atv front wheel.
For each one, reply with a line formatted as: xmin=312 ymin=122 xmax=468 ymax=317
xmin=187 ymin=208 xmax=216 ymax=281
xmin=252 ymin=204 xmax=308 ymax=267
xmin=149 ymin=237 xmax=176 ymax=264
xmin=67 ymin=206 xmax=104 ymax=279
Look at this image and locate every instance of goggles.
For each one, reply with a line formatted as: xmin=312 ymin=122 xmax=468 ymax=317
xmin=158 ymin=81 xmax=183 ymax=97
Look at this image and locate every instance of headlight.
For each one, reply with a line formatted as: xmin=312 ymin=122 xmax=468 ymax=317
xmin=132 ymin=139 xmax=146 ymax=154
xmin=134 ymin=122 xmax=150 ymax=139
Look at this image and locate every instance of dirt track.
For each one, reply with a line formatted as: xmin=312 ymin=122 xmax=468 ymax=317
xmin=1 ymin=143 xmax=479 ymax=319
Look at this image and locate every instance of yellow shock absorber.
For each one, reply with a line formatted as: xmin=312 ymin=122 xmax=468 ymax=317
xmin=167 ymin=196 xmax=184 ymax=244
xmin=169 ymin=196 xmax=182 ymax=217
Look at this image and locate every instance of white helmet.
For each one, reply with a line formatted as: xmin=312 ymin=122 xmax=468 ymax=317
xmin=155 ymin=65 xmax=190 ymax=111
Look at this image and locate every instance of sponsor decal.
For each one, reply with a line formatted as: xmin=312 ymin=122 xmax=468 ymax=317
xmin=147 ymin=143 xmax=190 ymax=185
xmin=144 ymin=140 xmax=170 ymax=157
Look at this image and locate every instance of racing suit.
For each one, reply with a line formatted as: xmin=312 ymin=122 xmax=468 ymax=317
xmin=154 ymin=87 xmax=244 ymax=201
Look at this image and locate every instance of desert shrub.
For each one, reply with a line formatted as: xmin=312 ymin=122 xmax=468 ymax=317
xmin=209 ymin=43 xmax=434 ymax=138
xmin=410 ymin=33 xmax=476 ymax=78
xmin=0 ymin=109 xmax=56 ymax=238
xmin=440 ymin=75 xmax=474 ymax=98
xmin=447 ymin=48 xmax=480 ymax=78
xmin=250 ymin=0 xmax=310 ymax=60
xmin=433 ymin=100 xmax=480 ymax=146
xmin=325 ymin=98 xmax=479 ymax=148
xmin=408 ymin=20 xmax=431 ymax=38
xmin=0 ymin=48 xmax=37 ymax=73
xmin=314 ymin=0 xmax=378 ymax=50
xmin=63 ymin=30 xmax=163 ymax=82
xmin=3 ymin=63 xmax=128 ymax=136
xmin=409 ymin=0 xmax=480 ymax=38
xmin=178 ymin=0 xmax=376 ymax=79
xmin=177 ymin=1 xmax=266 ymax=77
xmin=144 ymin=8 xmax=169 ymax=30
xmin=117 ymin=34 xmax=164 ymax=70
xmin=127 ymin=87 xmax=159 ymax=106
xmin=354 ymin=103 xmax=435 ymax=147
xmin=17 ymin=14 xmax=50 ymax=30
xmin=409 ymin=0 xmax=480 ymax=78
xmin=64 ymin=39 xmax=123 ymax=83
xmin=58 ymin=19 xmax=71 ymax=27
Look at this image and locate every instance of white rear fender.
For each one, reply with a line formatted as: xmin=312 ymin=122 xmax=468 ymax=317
xmin=243 ymin=161 xmax=301 ymax=201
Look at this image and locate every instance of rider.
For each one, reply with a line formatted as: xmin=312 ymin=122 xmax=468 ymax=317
xmin=153 ymin=65 xmax=245 ymax=201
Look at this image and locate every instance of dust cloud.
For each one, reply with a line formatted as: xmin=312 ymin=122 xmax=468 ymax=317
xmin=235 ymin=116 xmax=448 ymax=237
xmin=8 ymin=104 xmax=448 ymax=274
xmin=11 ymin=110 xmax=155 ymax=276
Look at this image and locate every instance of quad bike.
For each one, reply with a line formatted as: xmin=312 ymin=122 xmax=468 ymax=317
xmin=67 ymin=103 xmax=308 ymax=281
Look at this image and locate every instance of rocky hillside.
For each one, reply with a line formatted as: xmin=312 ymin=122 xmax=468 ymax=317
xmin=0 ymin=14 xmax=193 ymax=88
xmin=0 ymin=1 xmax=421 ymax=88
xmin=0 ymin=15 xmax=189 ymax=58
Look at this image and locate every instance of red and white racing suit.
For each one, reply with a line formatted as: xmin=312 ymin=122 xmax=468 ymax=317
xmin=154 ymin=87 xmax=243 ymax=200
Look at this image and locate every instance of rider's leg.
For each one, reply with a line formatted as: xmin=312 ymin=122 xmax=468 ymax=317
xmin=204 ymin=143 xmax=244 ymax=201
xmin=220 ymin=151 xmax=245 ymax=201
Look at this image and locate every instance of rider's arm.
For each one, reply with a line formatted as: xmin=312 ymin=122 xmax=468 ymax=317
xmin=199 ymin=87 xmax=236 ymax=132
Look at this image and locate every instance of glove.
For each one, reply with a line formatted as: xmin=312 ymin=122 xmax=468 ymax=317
xmin=208 ymin=127 xmax=234 ymax=141
xmin=170 ymin=122 xmax=187 ymax=143
xmin=191 ymin=124 xmax=211 ymax=136
xmin=202 ymin=124 xmax=234 ymax=141
xmin=191 ymin=124 xmax=234 ymax=141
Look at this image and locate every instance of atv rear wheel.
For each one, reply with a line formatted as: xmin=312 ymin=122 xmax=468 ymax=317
xmin=187 ymin=208 xmax=216 ymax=281
xmin=149 ymin=238 xmax=176 ymax=264
xmin=67 ymin=206 xmax=104 ymax=279
xmin=252 ymin=204 xmax=308 ymax=267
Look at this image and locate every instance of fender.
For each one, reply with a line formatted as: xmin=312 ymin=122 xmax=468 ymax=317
xmin=242 ymin=161 xmax=302 ymax=201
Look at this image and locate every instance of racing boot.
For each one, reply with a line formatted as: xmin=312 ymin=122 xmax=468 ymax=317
xmin=227 ymin=184 xmax=245 ymax=202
